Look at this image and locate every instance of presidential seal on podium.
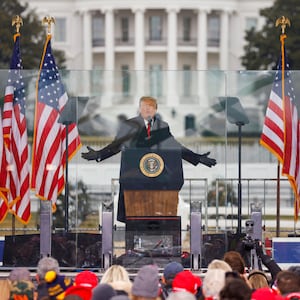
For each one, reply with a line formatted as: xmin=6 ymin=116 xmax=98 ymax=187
xmin=139 ymin=153 xmax=164 ymax=177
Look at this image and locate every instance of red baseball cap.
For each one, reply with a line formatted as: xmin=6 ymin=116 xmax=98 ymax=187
xmin=172 ymin=270 xmax=202 ymax=295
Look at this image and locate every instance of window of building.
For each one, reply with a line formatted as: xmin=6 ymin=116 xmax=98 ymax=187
xmin=245 ymin=17 xmax=257 ymax=31
xmin=121 ymin=17 xmax=129 ymax=42
xmin=183 ymin=17 xmax=191 ymax=41
xmin=54 ymin=17 xmax=66 ymax=42
xmin=207 ymin=14 xmax=220 ymax=47
xmin=149 ymin=16 xmax=162 ymax=41
xmin=92 ymin=15 xmax=104 ymax=46
xmin=183 ymin=65 xmax=191 ymax=97
xmin=149 ymin=64 xmax=163 ymax=97
xmin=121 ymin=65 xmax=130 ymax=96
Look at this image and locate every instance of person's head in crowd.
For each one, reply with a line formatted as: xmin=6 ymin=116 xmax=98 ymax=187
xmin=223 ymin=251 xmax=246 ymax=276
xmin=9 ymin=280 xmax=35 ymax=300
xmin=139 ymin=96 xmax=158 ymax=119
xmin=172 ymin=270 xmax=202 ymax=295
xmin=219 ymin=277 xmax=252 ymax=300
xmin=9 ymin=267 xmax=31 ymax=282
xmin=65 ymin=270 xmax=99 ymax=300
xmin=44 ymin=270 xmax=73 ymax=299
xmin=74 ymin=270 xmax=99 ymax=288
xmin=202 ymin=269 xmax=226 ymax=300
xmin=100 ymin=265 xmax=131 ymax=284
xmin=162 ymin=261 xmax=184 ymax=287
xmin=166 ymin=291 xmax=196 ymax=300
xmin=248 ymin=270 xmax=269 ymax=290
xmin=132 ymin=264 xmax=160 ymax=300
xmin=160 ymin=262 xmax=184 ymax=299
xmin=207 ymin=259 xmax=232 ymax=272
xmin=275 ymin=270 xmax=300 ymax=296
xmin=251 ymin=287 xmax=278 ymax=300
xmin=92 ymin=283 xmax=117 ymax=300
xmin=37 ymin=256 xmax=60 ymax=282
xmin=36 ymin=256 xmax=61 ymax=300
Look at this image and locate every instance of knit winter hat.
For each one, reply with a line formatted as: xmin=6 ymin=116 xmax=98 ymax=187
xmin=132 ymin=265 xmax=160 ymax=298
xmin=172 ymin=270 xmax=202 ymax=295
xmin=163 ymin=262 xmax=184 ymax=280
xmin=45 ymin=270 xmax=73 ymax=300
xmin=91 ymin=283 xmax=117 ymax=300
xmin=9 ymin=267 xmax=31 ymax=282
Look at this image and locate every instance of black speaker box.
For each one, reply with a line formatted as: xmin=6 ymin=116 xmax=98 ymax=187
xmin=125 ymin=216 xmax=181 ymax=257
xmin=202 ymin=233 xmax=227 ymax=267
xmin=3 ymin=233 xmax=102 ymax=268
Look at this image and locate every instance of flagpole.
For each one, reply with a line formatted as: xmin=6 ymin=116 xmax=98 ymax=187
xmin=275 ymin=16 xmax=291 ymax=235
xmin=276 ymin=161 xmax=280 ymax=237
xmin=11 ymin=16 xmax=23 ymax=238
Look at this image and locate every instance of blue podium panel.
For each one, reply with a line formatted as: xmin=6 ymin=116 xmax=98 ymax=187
xmin=272 ymin=237 xmax=300 ymax=267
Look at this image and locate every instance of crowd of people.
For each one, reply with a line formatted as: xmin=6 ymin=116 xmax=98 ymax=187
xmin=2 ymin=245 xmax=300 ymax=300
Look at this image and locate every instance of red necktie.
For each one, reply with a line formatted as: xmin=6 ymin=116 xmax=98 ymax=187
xmin=147 ymin=121 xmax=151 ymax=137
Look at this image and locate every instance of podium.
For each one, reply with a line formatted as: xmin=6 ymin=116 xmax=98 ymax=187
xmin=120 ymin=148 xmax=184 ymax=217
xmin=119 ymin=148 xmax=183 ymax=263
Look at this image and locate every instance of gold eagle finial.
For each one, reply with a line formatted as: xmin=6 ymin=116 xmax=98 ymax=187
xmin=12 ymin=15 xmax=23 ymax=33
xmin=275 ymin=16 xmax=291 ymax=34
xmin=42 ymin=16 xmax=55 ymax=35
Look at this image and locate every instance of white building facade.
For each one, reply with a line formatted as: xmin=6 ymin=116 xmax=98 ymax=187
xmin=24 ymin=0 xmax=273 ymax=71
xmin=22 ymin=0 xmax=274 ymax=133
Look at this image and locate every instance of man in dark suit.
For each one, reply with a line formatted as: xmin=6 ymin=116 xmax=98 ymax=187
xmin=82 ymin=96 xmax=216 ymax=222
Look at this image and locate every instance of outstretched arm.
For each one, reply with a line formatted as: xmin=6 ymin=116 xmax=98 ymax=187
xmin=81 ymin=146 xmax=102 ymax=162
xmin=181 ymin=146 xmax=217 ymax=167
xmin=81 ymin=118 xmax=141 ymax=162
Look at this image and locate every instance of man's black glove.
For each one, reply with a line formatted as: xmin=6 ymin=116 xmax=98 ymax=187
xmin=197 ymin=152 xmax=217 ymax=167
xmin=81 ymin=146 xmax=101 ymax=162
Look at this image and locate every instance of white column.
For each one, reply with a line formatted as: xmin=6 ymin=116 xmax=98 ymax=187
xmin=104 ymin=9 xmax=115 ymax=70
xmin=220 ymin=10 xmax=230 ymax=70
xmin=167 ymin=8 xmax=179 ymax=107
xmin=82 ymin=10 xmax=92 ymax=95
xmin=83 ymin=10 xmax=92 ymax=69
xmin=134 ymin=8 xmax=145 ymax=105
xmin=197 ymin=9 xmax=208 ymax=107
xmin=197 ymin=9 xmax=207 ymax=70
xmin=103 ymin=8 xmax=114 ymax=107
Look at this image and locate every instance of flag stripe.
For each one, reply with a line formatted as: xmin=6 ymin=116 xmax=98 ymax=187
xmin=0 ymin=108 xmax=9 ymax=223
xmin=31 ymin=34 xmax=81 ymax=205
xmin=2 ymin=33 xmax=30 ymax=223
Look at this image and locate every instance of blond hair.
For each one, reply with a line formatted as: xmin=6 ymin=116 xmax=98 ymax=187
xmin=139 ymin=96 xmax=157 ymax=109
xmin=100 ymin=265 xmax=131 ymax=284
xmin=208 ymin=259 xmax=232 ymax=272
xmin=248 ymin=270 xmax=269 ymax=289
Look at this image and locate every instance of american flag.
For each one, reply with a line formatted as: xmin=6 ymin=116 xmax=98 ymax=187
xmin=260 ymin=35 xmax=300 ymax=218
xmin=0 ymin=109 xmax=9 ymax=222
xmin=31 ymin=35 xmax=81 ymax=206
xmin=2 ymin=33 xmax=30 ymax=223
